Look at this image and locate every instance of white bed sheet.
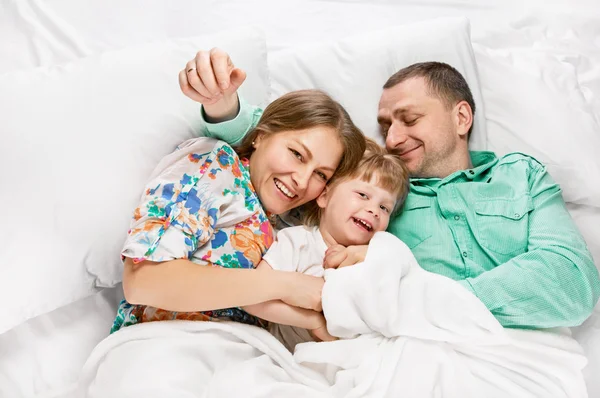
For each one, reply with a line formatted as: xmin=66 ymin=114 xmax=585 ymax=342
xmin=1 ymin=1 xmax=599 ymax=397
xmin=0 ymin=287 xmax=123 ymax=398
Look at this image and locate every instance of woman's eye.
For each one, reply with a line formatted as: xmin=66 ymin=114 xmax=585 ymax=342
xmin=316 ymin=171 xmax=328 ymax=181
xmin=404 ymin=118 xmax=418 ymax=126
xmin=290 ymin=148 xmax=303 ymax=161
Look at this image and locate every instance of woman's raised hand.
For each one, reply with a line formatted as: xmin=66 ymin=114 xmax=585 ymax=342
xmin=179 ymin=48 xmax=246 ymax=121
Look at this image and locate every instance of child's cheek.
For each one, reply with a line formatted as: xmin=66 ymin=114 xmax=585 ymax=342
xmin=379 ymin=220 xmax=390 ymax=232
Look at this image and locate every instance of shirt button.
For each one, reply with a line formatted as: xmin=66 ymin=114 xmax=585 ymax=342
xmin=462 ymin=251 xmax=468 ymax=258
xmin=514 ymin=213 xmax=520 ymax=218
xmin=469 ymin=170 xmax=475 ymax=175
xmin=454 ymin=215 xmax=460 ymax=220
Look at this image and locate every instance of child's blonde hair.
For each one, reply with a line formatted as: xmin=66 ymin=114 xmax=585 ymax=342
xmin=303 ymin=138 xmax=410 ymax=227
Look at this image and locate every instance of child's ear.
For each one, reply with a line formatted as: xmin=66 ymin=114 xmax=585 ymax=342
xmin=316 ymin=187 xmax=329 ymax=209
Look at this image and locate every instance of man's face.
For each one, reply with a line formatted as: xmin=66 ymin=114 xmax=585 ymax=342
xmin=377 ymin=77 xmax=465 ymax=178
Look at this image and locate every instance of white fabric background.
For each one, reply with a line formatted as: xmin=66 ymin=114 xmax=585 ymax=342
xmin=1 ymin=1 xmax=599 ymax=397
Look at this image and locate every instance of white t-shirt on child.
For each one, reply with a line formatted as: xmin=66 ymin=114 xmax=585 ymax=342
xmin=261 ymin=225 xmax=328 ymax=352
xmin=262 ymin=225 xmax=328 ymax=276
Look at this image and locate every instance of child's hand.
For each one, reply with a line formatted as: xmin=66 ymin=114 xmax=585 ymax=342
xmin=310 ymin=325 xmax=338 ymax=342
xmin=324 ymin=245 xmax=368 ymax=269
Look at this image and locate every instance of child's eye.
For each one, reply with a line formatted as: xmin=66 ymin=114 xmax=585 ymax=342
xmin=289 ymin=148 xmax=303 ymax=161
xmin=380 ymin=205 xmax=390 ymax=213
xmin=357 ymin=192 xmax=368 ymax=199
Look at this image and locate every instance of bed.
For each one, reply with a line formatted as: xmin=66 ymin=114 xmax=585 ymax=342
xmin=1 ymin=1 xmax=599 ymax=397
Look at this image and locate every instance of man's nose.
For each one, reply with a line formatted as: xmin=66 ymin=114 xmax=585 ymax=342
xmin=385 ymin=122 xmax=408 ymax=150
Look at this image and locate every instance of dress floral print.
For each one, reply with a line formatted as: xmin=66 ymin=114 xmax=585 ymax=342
xmin=111 ymin=138 xmax=274 ymax=333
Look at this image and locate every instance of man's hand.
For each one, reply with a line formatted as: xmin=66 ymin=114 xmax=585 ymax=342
xmin=178 ymin=48 xmax=246 ymax=122
xmin=323 ymin=245 xmax=368 ymax=269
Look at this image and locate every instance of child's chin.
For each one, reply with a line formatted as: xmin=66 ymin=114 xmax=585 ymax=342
xmin=346 ymin=235 xmax=372 ymax=246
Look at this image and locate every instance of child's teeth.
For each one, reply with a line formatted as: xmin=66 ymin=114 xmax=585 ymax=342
xmin=356 ymin=218 xmax=372 ymax=231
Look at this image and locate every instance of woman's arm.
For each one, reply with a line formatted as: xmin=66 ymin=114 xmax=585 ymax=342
xmin=123 ymin=257 xmax=324 ymax=312
xmin=241 ymin=260 xmax=324 ymax=329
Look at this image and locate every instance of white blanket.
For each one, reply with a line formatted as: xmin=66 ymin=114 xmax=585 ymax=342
xmin=78 ymin=232 xmax=588 ymax=397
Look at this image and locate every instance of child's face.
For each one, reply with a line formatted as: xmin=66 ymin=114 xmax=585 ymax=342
xmin=317 ymin=176 xmax=397 ymax=246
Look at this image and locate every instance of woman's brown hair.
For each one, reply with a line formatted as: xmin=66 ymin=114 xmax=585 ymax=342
xmin=236 ymin=90 xmax=365 ymax=179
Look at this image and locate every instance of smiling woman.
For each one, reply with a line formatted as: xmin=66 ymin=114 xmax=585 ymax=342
xmin=249 ymin=127 xmax=342 ymax=215
xmin=236 ymin=90 xmax=366 ymax=190
xmin=114 ymin=88 xmax=366 ymax=333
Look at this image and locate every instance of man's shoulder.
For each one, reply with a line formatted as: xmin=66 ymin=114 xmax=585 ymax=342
xmin=496 ymin=152 xmax=545 ymax=170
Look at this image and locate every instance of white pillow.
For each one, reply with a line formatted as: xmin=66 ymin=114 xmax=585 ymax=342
xmin=0 ymin=27 xmax=270 ymax=333
xmin=268 ymin=17 xmax=487 ymax=150
xmin=473 ymin=44 xmax=600 ymax=208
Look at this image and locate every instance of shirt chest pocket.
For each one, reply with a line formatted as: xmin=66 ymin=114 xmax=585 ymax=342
xmin=392 ymin=198 xmax=434 ymax=249
xmin=474 ymin=194 xmax=534 ymax=255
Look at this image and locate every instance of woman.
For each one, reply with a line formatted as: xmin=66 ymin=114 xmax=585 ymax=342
xmin=112 ymin=65 xmax=366 ymax=332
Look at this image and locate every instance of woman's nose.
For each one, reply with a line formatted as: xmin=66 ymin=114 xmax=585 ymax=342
xmin=292 ymin=167 xmax=311 ymax=191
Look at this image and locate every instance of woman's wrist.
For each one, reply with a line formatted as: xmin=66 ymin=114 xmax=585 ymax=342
xmin=267 ymin=269 xmax=295 ymax=302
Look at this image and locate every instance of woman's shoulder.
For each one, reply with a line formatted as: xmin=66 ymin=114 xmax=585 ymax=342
xmin=177 ymin=137 xmax=238 ymax=158
xmin=143 ymin=137 xmax=252 ymax=214
xmin=170 ymin=137 xmax=247 ymax=180
xmin=146 ymin=137 xmax=233 ymax=180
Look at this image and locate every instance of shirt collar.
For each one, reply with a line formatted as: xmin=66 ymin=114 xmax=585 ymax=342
xmin=410 ymin=151 xmax=497 ymax=192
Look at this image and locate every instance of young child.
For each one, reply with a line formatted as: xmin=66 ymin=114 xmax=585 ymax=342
xmin=243 ymin=139 xmax=410 ymax=351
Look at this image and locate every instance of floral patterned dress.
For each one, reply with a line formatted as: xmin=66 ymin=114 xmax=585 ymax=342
xmin=111 ymin=137 xmax=274 ymax=333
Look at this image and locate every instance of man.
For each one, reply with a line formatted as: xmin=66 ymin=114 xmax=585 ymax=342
xmin=179 ymin=48 xmax=600 ymax=329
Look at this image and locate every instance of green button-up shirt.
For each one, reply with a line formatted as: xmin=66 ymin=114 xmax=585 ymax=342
xmin=201 ymin=100 xmax=600 ymax=329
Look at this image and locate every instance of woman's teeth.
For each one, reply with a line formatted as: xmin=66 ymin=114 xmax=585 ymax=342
xmin=275 ymin=179 xmax=295 ymax=198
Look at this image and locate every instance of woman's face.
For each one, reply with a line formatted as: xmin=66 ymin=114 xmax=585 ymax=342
xmin=249 ymin=127 xmax=344 ymax=215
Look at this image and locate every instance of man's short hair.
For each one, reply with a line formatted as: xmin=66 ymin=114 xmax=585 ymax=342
xmin=383 ymin=62 xmax=476 ymax=138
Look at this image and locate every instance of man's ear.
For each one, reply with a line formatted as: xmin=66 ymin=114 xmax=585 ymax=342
xmin=454 ymin=100 xmax=473 ymax=138
xmin=316 ymin=186 xmax=330 ymax=209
